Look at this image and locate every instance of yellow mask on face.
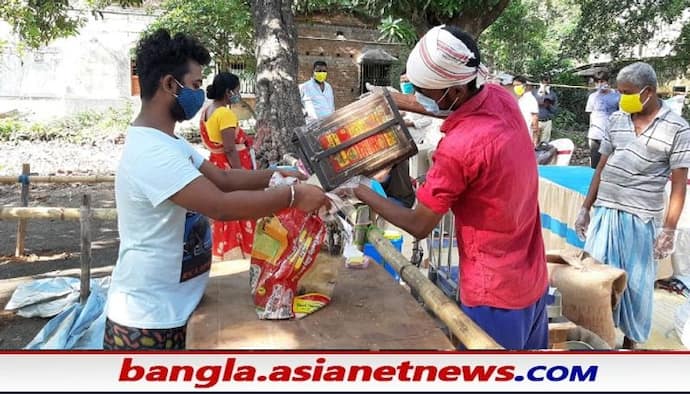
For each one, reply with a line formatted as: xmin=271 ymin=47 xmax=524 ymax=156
xmin=619 ymin=87 xmax=649 ymax=114
xmin=513 ymin=85 xmax=525 ymax=96
xmin=314 ymin=72 xmax=328 ymax=83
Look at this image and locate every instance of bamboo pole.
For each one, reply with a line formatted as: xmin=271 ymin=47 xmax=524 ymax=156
xmin=0 ymin=175 xmax=114 ymax=184
xmin=79 ymin=195 xmax=92 ymax=305
xmin=15 ymin=164 xmax=30 ymax=257
xmin=367 ymin=227 xmax=503 ymax=350
xmin=0 ymin=207 xmax=117 ymax=221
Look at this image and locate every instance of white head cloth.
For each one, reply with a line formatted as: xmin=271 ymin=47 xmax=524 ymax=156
xmin=406 ymin=25 xmax=489 ymax=90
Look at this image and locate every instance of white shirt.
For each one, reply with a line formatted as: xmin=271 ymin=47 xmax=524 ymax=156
xmin=106 ymin=126 xmax=210 ymax=329
xmin=300 ymin=79 xmax=335 ymax=121
xmin=518 ymin=93 xmax=539 ymax=133
xmin=586 ymin=89 xmax=620 ymax=140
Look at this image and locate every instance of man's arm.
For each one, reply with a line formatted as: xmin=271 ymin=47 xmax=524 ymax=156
xmin=170 ymin=176 xmax=327 ymax=221
xmin=389 ymin=91 xmax=446 ymax=118
xmin=199 ymin=161 xmax=275 ymax=192
xmin=199 ymin=161 xmax=305 ymax=192
xmin=354 ymin=184 xmax=443 ymax=239
xmin=582 ymin=154 xmax=609 ymax=209
xmin=530 ymin=112 xmax=540 ymax=144
xmin=664 ymin=168 xmax=689 ymax=230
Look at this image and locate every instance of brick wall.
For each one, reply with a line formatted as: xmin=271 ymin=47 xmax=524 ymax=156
xmin=296 ymin=15 xmax=403 ymax=110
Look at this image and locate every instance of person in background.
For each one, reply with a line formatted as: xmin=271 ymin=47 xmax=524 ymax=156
xmin=575 ymin=62 xmax=690 ymax=349
xmin=497 ymin=73 xmax=516 ymax=97
xmin=300 ymin=60 xmax=335 ymax=121
xmin=105 ymin=29 xmax=328 ymax=350
xmin=399 ymin=68 xmax=444 ymax=180
xmin=533 ymin=74 xmax=558 ymax=143
xmin=585 ymin=70 xmax=620 ymax=168
xmin=200 ymin=72 xmax=256 ymax=260
xmin=341 ymin=25 xmax=548 ymax=350
xmin=513 ymin=75 xmax=540 ymax=145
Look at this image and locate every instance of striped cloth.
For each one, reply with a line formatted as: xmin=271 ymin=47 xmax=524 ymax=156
xmin=585 ymin=207 xmax=657 ymax=343
xmin=406 ymin=25 xmax=488 ymax=89
xmin=596 ymin=103 xmax=690 ymax=222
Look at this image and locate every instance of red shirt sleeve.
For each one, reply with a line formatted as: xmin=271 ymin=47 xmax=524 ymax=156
xmin=417 ymin=141 xmax=481 ymax=215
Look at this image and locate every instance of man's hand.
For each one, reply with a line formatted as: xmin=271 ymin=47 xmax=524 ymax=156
xmin=333 ymin=176 xmax=371 ymax=201
xmin=575 ymin=207 xmax=590 ymax=241
xmin=654 ymin=228 xmax=678 ymax=260
xmin=278 ymin=168 xmax=308 ymax=181
xmin=293 ymin=184 xmax=330 ymax=212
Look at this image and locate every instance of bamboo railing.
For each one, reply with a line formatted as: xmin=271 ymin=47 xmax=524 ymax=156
xmin=367 ymin=227 xmax=503 ymax=350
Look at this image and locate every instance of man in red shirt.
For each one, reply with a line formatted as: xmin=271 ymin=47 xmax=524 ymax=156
xmin=344 ymin=25 xmax=548 ymax=349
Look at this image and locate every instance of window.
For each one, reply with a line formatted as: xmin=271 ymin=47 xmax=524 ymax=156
xmin=130 ymin=58 xmax=139 ymax=96
xmin=229 ymin=63 xmax=256 ymax=95
xmin=360 ymin=62 xmax=392 ymax=95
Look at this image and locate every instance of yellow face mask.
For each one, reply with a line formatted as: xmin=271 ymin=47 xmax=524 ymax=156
xmin=314 ymin=72 xmax=328 ymax=83
xmin=619 ymin=87 xmax=649 ymax=114
xmin=513 ymin=85 xmax=525 ymax=96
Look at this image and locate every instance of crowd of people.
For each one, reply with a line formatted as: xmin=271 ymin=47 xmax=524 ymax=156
xmin=104 ymin=24 xmax=689 ymax=352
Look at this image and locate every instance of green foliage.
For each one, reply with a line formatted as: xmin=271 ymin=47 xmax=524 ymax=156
xmin=145 ymin=0 xmax=254 ymax=72
xmin=0 ymin=105 xmax=133 ymax=143
xmin=378 ymin=16 xmax=417 ymax=47
xmin=563 ymin=0 xmax=690 ymax=61
xmin=0 ymin=0 xmax=144 ymax=49
xmin=0 ymin=0 xmax=84 ymax=49
xmin=480 ymin=0 xmax=577 ymax=77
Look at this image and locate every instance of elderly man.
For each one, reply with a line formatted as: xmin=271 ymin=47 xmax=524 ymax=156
xmin=340 ymin=25 xmax=548 ymax=350
xmin=575 ymin=62 xmax=690 ymax=349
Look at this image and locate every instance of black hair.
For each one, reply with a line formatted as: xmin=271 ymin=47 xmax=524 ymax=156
xmin=313 ymin=60 xmax=327 ymax=70
xmin=541 ymin=74 xmax=551 ymax=82
xmin=514 ymin=75 xmax=528 ymax=84
xmin=593 ymin=70 xmax=610 ymax=82
xmin=442 ymin=25 xmax=480 ymax=92
xmin=135 ymin=29 xmax=211 ymax=100
xmin=206 ymin=72 xmax=240 ymax=100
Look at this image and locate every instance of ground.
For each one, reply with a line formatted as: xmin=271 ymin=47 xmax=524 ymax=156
xmin=0 ymin=183 xmax=118 ymax=349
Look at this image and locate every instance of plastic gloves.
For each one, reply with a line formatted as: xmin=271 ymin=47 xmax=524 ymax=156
xmin=575 ymin=207 xmax=590 ymax=241
xmin=654 ymin=228 xmax=678 ymax=260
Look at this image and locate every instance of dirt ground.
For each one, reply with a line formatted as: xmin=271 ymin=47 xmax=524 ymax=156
xmin=0 ymin=183 xmax=118 ymax=349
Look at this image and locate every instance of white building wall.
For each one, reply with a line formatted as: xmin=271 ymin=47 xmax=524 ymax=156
xmin=0 ymin=8 xmax=156 ymax=120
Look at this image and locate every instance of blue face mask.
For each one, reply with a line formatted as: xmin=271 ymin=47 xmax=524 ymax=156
xmin=400 ymin=82 xmax=414 ymax=95
xmin=174 ymin=79 xmax=205 ymax=120
xmin=229 ymin=92 xmax=241 ymax=105
xmin=415 ymin=88 xmax=458 ymax=117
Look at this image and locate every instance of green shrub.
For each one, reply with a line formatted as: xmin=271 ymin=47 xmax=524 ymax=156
xmin=0 ymin=104 xmax=133 ymax=143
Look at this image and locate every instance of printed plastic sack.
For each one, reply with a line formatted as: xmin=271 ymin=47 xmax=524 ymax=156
xmin=249 ymin=207 xmax=341 ymax=320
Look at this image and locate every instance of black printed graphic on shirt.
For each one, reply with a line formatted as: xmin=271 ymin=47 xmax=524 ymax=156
xmin=180 ymin=212 xmax=212 ymax=282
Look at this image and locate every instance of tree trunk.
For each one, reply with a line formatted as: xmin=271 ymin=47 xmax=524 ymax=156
xmin=251 ymin=0 xmax=305 ymax=168
xmin=450 ymin=0 xmax=512 ymax=38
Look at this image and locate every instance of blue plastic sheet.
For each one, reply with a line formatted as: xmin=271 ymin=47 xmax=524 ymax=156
xmin=4 ymin=277 xmax=110 ymax=349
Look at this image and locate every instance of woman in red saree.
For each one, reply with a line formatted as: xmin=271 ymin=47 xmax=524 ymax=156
xmin=200 ymin=72 xmax=255 ymax=260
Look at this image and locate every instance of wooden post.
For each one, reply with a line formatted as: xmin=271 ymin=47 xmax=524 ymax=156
xmin=79 ymin=194 xmax=92 ymax=305
xmin=367 ymin=227 xmax=503 ymax=350
xmin=15 ymin=163 xmax=30 ymax=257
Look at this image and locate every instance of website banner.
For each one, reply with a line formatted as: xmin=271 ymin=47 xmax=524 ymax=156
xmin=0 ymin=351 xmax=687 ymax=392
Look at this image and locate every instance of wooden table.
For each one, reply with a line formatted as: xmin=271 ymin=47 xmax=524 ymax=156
xmin=187 ymin=260 xmax=454 ymax=350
